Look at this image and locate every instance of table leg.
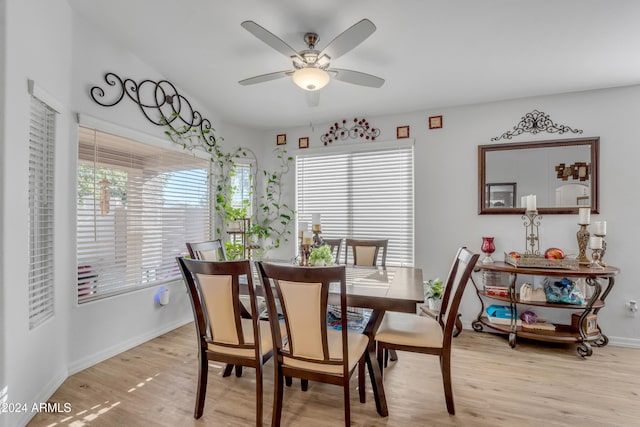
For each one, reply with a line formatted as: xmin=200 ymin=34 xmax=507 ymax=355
xmin=362 ymin=309 xmax=389 ymax=417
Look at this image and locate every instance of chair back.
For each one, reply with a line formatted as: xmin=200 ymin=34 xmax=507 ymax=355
xmin=322 ymin=238 xmax=343 ymax=264
xmin=186 ymin=239 xmax=226 ymax=261
xmin=257 ymin=262 xmax=349 ymax=374
xmin=345 ymin=239 xmax=388 ymax=266
xmin=439 ymin=247 xmax=479 ymax=344
xmin=177 ymin=257 xmax=262 ymax=357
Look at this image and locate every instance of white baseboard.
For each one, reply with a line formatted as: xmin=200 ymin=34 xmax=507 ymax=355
xmin=67 ymin=316 xmax=192 ymax=376
xmin=15 ymin=368 xmax=67 ymax=427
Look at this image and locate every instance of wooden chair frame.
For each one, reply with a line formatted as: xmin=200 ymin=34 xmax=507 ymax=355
xmin=375 ymin=247 xmax=479 ymax=415
xmin=322 ymin=238 xmax=343 ymax=264
xmin=256 ymin=262 xmax=371 ymax=426
xmin=186 ymin=239 xmax=227 ymax=261
xmin=344 ymin=239 xmax=388 ymax=267
xmin=177 ymin=257 xmax=272 ymax=425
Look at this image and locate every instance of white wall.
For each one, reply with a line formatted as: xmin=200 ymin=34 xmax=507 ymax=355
xmin=0 ymin=1 xmax=6 ymax=426
xmin=271 ymin=85 xmax=640 ymax=346
xmin=2 ymin=1 xmax=73 ymax=426
xmin=0 ymin=2 xmax=262 ymax=426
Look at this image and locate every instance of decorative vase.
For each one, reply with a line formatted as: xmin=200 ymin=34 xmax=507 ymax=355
xmin=428 ymin=298 xmax=442 ymax=311
xmin=481 ymin=236 xmax=496 ymax=264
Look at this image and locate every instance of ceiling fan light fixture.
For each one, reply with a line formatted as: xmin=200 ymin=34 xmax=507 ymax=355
xmin=292 ymin=67 xmax=330 ymax=91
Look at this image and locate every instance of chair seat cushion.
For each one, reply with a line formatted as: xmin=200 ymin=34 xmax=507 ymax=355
xmin=208 ymin=319 xmax=275 ymax=358
xmin=283 ymin=330 xmax=369 ymax=375
xmin=375 ymin=312 xmax=444 ymax=348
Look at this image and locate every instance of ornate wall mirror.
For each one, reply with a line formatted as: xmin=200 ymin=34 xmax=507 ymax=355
xmin=478 ymin=137 xmax=599 ymax=214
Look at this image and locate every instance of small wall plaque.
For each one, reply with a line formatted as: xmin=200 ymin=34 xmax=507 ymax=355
xmin=429 ymin=115 xmax=443 ymax=129
xmin=396 ymin=126 xmax=410 ymax=139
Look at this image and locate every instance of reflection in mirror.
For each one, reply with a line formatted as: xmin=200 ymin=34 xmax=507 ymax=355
xmin=478 ymin=137 xmax=599 ymax=214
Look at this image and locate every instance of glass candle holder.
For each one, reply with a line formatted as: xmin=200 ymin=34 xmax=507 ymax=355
xmin=481 ymin=237 xmax=496 ymax=264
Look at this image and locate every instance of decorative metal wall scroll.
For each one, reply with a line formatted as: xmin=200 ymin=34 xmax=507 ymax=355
xmin=491 ymin=110 xmax=583 ymax=141
xmin=320 ymin=118 xmax=380 ymax=145
xmin=90 ymin=72 xmax=218 ymax=147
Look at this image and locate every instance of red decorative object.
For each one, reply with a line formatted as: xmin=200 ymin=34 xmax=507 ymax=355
xmin=320 ymin=117 xmax=380 ymax=145
xmin=481 ymin=237 xmax=496 ymax=264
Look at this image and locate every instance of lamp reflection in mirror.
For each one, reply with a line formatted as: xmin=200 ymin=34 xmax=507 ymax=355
xmin=292 ymin=67 xmax=330 ymax=91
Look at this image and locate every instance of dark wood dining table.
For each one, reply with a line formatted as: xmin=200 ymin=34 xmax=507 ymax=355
xmin=249 ymin=263 xmax=424 ymax=417
xmin=332 ymin=265 xmax=424 ymax=417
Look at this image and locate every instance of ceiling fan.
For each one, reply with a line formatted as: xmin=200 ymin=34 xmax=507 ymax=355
xmin=238 ymin=19 xmax=384 ymax=106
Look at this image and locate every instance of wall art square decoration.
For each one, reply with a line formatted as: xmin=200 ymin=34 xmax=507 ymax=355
xmin=299 ymin=137 xmax=309 ymax=149
xmin=396 ymin=125 xmax=410 ymax=139
xmin=429 ymin=115 xmax=443 ymax=129
xmin=277 ymin=134 xmax=286 ymax=145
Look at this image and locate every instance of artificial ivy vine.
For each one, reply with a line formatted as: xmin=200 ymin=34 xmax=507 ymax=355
xmin=89 ymin=73 xmax=294 ymax=257
xmin=161 ymin=113 xmax=294 ymax=257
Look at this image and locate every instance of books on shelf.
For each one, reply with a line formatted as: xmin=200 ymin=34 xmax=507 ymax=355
xmin=483 ymin=270 xmax=505 ymax=287
xmin=487 ymin=316 xmax=522 ymax=326
xmin=522 ymin=322 xmax=556 ymax=331
xmin=485 ymin=286 xmax=509 ymax=297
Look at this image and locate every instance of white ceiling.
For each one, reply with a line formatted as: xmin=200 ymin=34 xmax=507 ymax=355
xmin=67 ymin=0 xmax=640 ymax=131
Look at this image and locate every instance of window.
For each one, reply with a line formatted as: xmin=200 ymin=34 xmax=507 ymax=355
xmin=28 ymin=95 xmax=57 ymax=328
xmin=296 ymin=143 xmax=414 ymax=266
xmin=77 ymin=127 xmax=212 ymax=303
xmin=230 ymin=162 xmax=253 ymax=214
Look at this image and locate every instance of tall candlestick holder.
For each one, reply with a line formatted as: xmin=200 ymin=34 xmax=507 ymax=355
xmin=300 ymin=230 xmax=314 ymax=266
xmin=312 ymin=229 xmax=324 ymax=248
xmin=299 ymin=241 xmax=312 ymax=266
xmin=594 ymin=233 xmax=607 ymax=266
xmin=522 ymin=210 xmax=542 ymax=255
xmin=589 ymin=248 xmax=605 ymax=270
xmin=576 ymin=224 xmax=591 ymax=265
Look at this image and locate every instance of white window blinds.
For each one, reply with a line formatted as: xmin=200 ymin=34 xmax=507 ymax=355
xmin=296 ymin=145 xmax=414 ymax=266
xmin=28 ymin=96 xmax=57 ymax=329
xmin=77 ymin=127 xmax=212 ymax=303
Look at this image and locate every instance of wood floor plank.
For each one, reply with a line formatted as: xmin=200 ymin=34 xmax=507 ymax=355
xmin=28 ymin=324 xmax=640 ymax=426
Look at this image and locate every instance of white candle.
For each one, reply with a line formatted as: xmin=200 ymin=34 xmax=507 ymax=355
xmin=578 ymin=207 xmax=591 ymax=225
xmin=521 ymin=196 xmax=526 ymax=209
xmin=312 ymin=213 xmax=321 ymax=232
xmin=593 ymin=221 xmax=607 ymax=236
xmin=298 ymin=221 xmax=309 ymax=238
xmin=526 ymin=195 xmax=536 ymax=211
xmin=589 ymin=236 xmax=603 ymax=249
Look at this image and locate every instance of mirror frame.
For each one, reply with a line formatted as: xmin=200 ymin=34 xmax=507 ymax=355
xmin=478 ymin=137 xmax=599 ymax=215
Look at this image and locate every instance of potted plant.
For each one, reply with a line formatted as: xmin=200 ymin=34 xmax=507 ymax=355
xmin=308 ymin=245 xmax=334 ymax=266
xmin=225 ymin=203 xmax=248 ymax=231
xmin=224 ymin=240 xmax=245 ymax=261
xmin=424 ymin=278 xmax=444 ymax=311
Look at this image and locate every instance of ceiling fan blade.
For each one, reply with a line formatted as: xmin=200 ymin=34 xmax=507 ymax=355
xmin=241 ymin=21 xmax=304 ymax=61
xmin=239 ymin=70 xmax=292 ymax=86
xmin=305 ymin=91 xmax=320 ymax=107
xmin=319 ymin=19 xmax=376 ymax=61
xmin=330 ymin=68 xmax=385 ymax=88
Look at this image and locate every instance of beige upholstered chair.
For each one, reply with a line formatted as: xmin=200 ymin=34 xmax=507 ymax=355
xmin=344 ymin=239 xmax=388 ymax=266
xmin=256 ymin=262 xmax=371 ymax=426
xmin=177 ymin=258 xmax=273 ymax=425
xmin=322 ymin=238 xmax=343 ymax=264
xmin=186 ymin=239 xmax=226 ymax=261
xmin=374 ymin=247 xmax=479 ymax=415
xmin=188 ymin=239 xmax=264 ymax=340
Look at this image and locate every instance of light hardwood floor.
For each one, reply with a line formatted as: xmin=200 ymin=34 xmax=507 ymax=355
xmin=29 ymin=323 xmax=640 ymax=426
